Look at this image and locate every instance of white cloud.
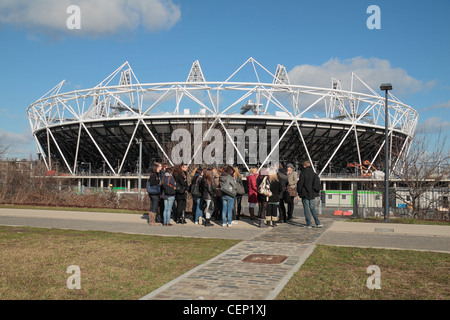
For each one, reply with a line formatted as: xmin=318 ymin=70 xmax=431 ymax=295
xmin=0 ymin=0 xmax=181 ymax=36
xmin=288 ymin=57 xmax=435 ymax=96
xmin=416 ymin=117 xmax=450 ymax=135
xmin=0 ymin=129 xmax=36 ymax=159
xmin=424 ymin=100 xmax=450 ymax=111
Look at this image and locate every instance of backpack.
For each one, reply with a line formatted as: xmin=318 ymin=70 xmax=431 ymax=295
xmin=162 ymin=175 xmax=176 ymax=196
xmin=189 ymin=175 xmax=202 ymax=198
xmin=313 ymin=174 xmax=322 ymax=193
xmin=258 ymin=177 xmax=272 ymax=197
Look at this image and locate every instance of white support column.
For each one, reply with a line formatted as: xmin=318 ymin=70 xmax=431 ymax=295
xmin=81 ymin=123 xmax=116 ymax=175
xmin=47 ymin=128 xmax=74 ymax=175
xmin=73 ymin=124 xmax=82 ymax=174
xmin=218 ymin=118 xmax=250 ymax=172
xmin=294 ymin=120 xmax=315 ymax=173
xmin=259 ymin=120 xmax=293 ymax=170
xmin=319 ymin=126 xmax=354 ymax=177
xmin=118 ymin=120 xmax=140 ymax=174
xmin=141 ymin=120 xmax=174 ymax=166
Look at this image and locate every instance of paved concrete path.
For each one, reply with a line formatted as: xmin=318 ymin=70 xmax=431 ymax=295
xmin=0 ymin=207 xmax=449 ymax=300
xmin=317 ymin=220 xmax=450 ymax=253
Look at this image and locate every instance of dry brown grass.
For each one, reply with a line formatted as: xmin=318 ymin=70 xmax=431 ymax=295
xmin=277 ymin=245 xmax=450 ymax=300
xmin=0 ymin=226 xmax=239 ymax=300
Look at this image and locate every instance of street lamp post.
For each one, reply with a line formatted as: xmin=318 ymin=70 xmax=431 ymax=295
xmin=380 ymin=83 xmax=392 ymax=222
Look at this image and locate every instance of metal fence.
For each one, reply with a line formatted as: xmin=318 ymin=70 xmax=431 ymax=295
xmin=318 ymin=187 xmax=449 ymax=220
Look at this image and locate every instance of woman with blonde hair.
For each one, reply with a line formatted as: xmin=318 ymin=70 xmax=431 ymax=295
xmin=266 ymin=167 xmax=282 ymax=227
xmin=256 ymin=167 xmax=269 ymax=226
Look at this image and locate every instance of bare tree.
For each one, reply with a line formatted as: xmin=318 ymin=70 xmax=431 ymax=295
xmin=0 ymin=136 xmax=9 ymax=156
xmin=392 ymin=128 xmax=449 ymax=219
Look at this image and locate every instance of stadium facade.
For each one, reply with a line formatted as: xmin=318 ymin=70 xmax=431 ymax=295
xmin=27 ymin=58 xmax=418 ymax=179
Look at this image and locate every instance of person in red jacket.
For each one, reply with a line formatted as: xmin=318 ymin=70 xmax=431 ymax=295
xmin=246 ymin=167 xmax=258 ymax=220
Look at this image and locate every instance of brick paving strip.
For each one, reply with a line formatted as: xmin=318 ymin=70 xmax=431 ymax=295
xmin=140 ymin=218 xmax=333 ymax=300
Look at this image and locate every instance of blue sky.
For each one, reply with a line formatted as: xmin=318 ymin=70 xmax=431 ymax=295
xmin=0 ymin=0 xmax=449 ymax=158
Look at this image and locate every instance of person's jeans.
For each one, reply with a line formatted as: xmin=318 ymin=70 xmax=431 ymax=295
xmin=302 ymin=198 xmax=321 ymax=226
xmin=194 ymin=197 xmax=204 ymax=223
xmin=222 ymin=195 xmax=235 ymax=225
xmin=163 ymin=196 xmax=175 ymax=224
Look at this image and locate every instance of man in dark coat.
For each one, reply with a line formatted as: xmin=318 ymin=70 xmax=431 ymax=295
xmin=297 ymin=161 xmax=322 ymax=228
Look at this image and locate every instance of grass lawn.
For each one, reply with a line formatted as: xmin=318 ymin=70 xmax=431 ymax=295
xmin=0 ymin=226 xmax=239 ymax=300
xmin=349 ymin=216 xmax=450 ymax=226
xmin=277 ymin=245 xmax=450 ymax=300
xmin=1 ymin=206 xmax=449 ymax=300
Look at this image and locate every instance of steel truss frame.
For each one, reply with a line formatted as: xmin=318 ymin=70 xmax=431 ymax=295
xmin=27 ymin=58 xmax=418 ymax=176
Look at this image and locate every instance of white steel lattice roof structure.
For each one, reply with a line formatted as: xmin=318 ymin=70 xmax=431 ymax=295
xmin=27 ymin=58 xmax=418 ymax=176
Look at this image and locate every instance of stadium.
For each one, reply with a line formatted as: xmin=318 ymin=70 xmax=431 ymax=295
xmin=27 ymin=57 xmax=418 ymax=179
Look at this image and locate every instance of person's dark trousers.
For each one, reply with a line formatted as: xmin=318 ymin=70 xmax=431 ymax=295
xmin=279 ymin=198 xmax=287 ymax=222
xmin=158 ymin=198 xmax=164 ymax=223
xmin=213 ymin=196 xmax=222 ymax=220
xmin=286 ymin=197 xmax=294 ymax=220
xmin=233 ymin=195 xmax=242 ymax=219
xmin=258 ymin=201 xmax=267 ymax=218
xmin=176 ymin=199 xmax=186 ymax=223
xmin=171 ymin=201 xmax=177 ymax=220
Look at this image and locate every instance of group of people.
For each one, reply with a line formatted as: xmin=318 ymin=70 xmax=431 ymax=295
xmin=146 ymin=160 xmax=323 ymax=228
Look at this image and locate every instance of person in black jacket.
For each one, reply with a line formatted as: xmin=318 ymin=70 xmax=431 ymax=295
xmin=191 ymin=167 xmax=204 ymax=225
xmin=173 ymin=163 xmax=188 ymax=224
xmin=266 ymin=168 xmax=282 ymax=227
xmin=202 ymin=168 xmax=216 ymax=226
xmin=297 ymin=161 xmax=322 ymax=228
xmin=147 ymin=162 xmax=162 ymax=226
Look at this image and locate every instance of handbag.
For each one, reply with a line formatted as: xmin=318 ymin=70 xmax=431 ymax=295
xmin=258 ymin=177 xmax=272 ymax=197
xmin=221 ymin=178 xmax=236 ymax=197
xmin=236 ymin=177 xmax=245 ymax=195
xmin=286 ymin=185 xmax=297 ymax=197
xmin=146 ymin=180 xmax=160 ymax=194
